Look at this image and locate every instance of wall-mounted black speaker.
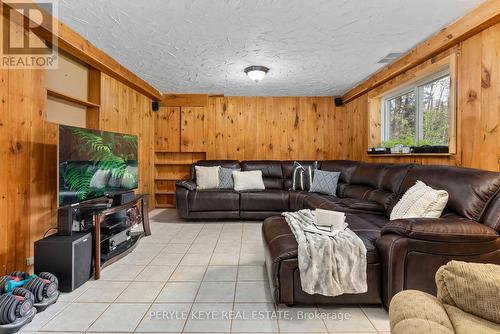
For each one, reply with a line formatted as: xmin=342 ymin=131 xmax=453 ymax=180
xmin=334 ymin=97 xmax=343 ymax=107
xmin=152 ymin=101 xmax=159 ymax=111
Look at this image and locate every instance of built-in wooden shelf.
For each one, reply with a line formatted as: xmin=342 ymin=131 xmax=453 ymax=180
xmin=155 ymin=203 xmax=176 ymax=208
xmin=153 ymin=151 xmax=205 ymax=209
xmin=155 ymin=177 xmax=182 ymax=181
xmin=154 ymin=162 xmax=190 ymax=166
xmin=367 ymin=153 xmax=453 ymax=157
xmin=47 ymin=88 xmax=100 ymax=108
xmin=155 ymin=191 xmax=175 ymax=195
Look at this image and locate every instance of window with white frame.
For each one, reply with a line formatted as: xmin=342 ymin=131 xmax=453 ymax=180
xmin=381 ymin=70 xmax=451 ymax=147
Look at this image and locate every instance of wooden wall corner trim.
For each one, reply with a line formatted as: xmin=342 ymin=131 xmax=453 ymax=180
xmin=161 ymin=94 xmax=209 ymax=107
xmin=341 ymin=0 xmax=500 ymax=103
xmin=3 ymin=2 xmax=163 ymax=100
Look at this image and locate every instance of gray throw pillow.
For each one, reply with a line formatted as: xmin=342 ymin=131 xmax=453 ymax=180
xmin=309 ymin=169 xmax=340 ymax=196
xmin=218 ymin=167 xmax=241 ymax=189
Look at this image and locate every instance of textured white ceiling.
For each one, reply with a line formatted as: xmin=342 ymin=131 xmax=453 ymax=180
xmin=56 ymin=0 xmax=484 ymax=96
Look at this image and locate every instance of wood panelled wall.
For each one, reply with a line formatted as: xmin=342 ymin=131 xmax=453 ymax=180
xmin=0 ymin=36 xmax=154 ymax=274
xmin=206 ymin=97 xmax=336 ymax=160
xmin=0 ymin=69 xmax=154 ymax=274
xmin=156 ymin=96 xmax=336 ymax=160
xmin=333 ymin=23 xmax=500 ymax=171
xmin=94 ymin=73 xmax=154 ymax=200
xmin=0 ymin=67 xmax=58 ymax=273
xmin=153 ymin=96 xmax=336 ymax=208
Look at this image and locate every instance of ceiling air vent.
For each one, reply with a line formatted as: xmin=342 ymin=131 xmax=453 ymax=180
xmin=377 ymin=52 xmax=403 ymax=64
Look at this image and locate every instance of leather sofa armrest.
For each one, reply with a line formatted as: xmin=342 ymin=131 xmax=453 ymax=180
xmin=175 ymin=181 xmax=194 ymax=219
xmin=381 ymin=218 xmax=498 ymax=243
xmin=176 ymin=180 xmax=197 ymax=191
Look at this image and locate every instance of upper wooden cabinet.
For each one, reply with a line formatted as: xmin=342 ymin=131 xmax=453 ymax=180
xmin=155 ymin=106 xmax=181 ymax=152
xmin=180 ymin=106 xmax=209 ymax=153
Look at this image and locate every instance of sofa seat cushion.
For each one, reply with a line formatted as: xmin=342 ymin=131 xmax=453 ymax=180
xmin=302 ymin=193 xmax=342 ymax=210
xmin=341 ymin=198 xmax=385 ymax=212
xmin=240 ymin=190 xmax=289 ymax=211
xmin=262 ymin=214 xmax=381 ymax=265
xmin=188 ymin=189 xmax=240 ymax=212
xmin=342 ymin=184 xmax=374 ymax=200
xmin=345 ymin=212 xmax=387 ymax=263
xmin=289 ymin=191 xmax=310 ymax=211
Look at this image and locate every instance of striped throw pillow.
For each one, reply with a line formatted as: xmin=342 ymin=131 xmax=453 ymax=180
xmin=291 ymin=161 xmax=318 ymax=191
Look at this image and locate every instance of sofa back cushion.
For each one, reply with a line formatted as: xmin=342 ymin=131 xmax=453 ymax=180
xmin=319 ymin=160 xmax=359 ymax=183
xmin=367 ymin=164 xmax=413 ymax=211
xmin=350 ymin=163 xmax=388 ymax=188
xmin=340 ymin=163 xmax=389 ymax=201
xmin=482 ymin=192 xmax=500 ymax=231
xmin=191 ymin=160 xmax=240 ymax=179
xmin=241 ymin=160 xmax=283 ymax=189
xmin=397 ymin=165 xmax=500 ymax=222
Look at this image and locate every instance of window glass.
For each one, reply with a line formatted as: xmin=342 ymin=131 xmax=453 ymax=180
xmin=382 ymin=72 xmax=450 ymax=148
xmin=421 ymin=76 xmax=450 ymax=146
xmin=386 ymin=91 xmax=416 ymax=147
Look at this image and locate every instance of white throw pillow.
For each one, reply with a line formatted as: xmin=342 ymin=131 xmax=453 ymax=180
xmin=195 ymin=166 xmax=220 ymax=190
xmin=232 ymin=170 xmax=265 ymax=191
xmin=390 ymin=180 xmax=449 ymax=220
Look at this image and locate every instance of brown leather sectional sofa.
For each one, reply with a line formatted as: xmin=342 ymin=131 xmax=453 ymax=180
xmin=176 ymin=160 xmax=500 ymax=307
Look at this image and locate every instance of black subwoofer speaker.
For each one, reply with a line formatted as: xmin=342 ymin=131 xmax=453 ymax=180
xmin=34 ymin=232 xmax=93 ymax=292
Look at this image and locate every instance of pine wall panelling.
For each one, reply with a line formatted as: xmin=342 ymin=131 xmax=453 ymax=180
xmin=334 ymin=23 xmax=499 ymax=171
xmin=174 ymin=96 xmax=337 ymax=160
xmin=0 ymin=18 xmax=156 ymax=274
xmin=0 ymin=66 xmax=57 ymax=273
xmin=153 ymin=96 xmax=336 ymax=207
xmin=98 ymin=73 xmax=155 ymax=201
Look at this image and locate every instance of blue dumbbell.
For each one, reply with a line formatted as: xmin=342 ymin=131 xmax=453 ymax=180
xmin=5 ymin=275 xmax=37 ymax=294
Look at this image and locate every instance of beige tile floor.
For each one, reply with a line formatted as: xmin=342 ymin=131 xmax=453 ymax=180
xmin=22 ymin=209 xmax=389 ymax=334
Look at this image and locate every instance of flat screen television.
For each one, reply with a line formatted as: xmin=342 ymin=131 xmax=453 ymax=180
xmin=58 ymin=125 xmax=138 ymax=206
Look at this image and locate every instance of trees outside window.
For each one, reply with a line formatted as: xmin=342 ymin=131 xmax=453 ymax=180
xmin=382 ymin=72 xmax=450 ymax=148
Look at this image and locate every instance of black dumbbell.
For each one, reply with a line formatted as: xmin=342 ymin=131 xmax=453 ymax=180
xmin=8 ymin=272 xmax=29 ymax=281
xmin=0 ymin=294 xmax=19 ymax=325
xmin=0 ymin=276 xmax=12 ymax=294
xmin=38 ymin=272 xmax=59 ymax=290
xmin=11 ymin=288 xmax=33 ymax=318
xmin=24 ymin=277 xmax=57 ymax=303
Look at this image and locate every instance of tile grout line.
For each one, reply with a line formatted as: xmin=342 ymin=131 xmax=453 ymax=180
xmin=180 ymin=222 xmax=218 ymax=333
xmin=229 ymin=222 xmax=244 ymax=333
xmin=359 ymin=305 xmax=381 ymax=334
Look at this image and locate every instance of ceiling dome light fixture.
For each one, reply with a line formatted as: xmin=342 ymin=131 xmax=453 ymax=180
xmin=244 ymin=65 xmax=269 ymax=82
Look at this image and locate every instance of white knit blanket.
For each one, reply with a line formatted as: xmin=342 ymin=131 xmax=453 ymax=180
xmin=282 ymin=209 xmax=367 ymax=296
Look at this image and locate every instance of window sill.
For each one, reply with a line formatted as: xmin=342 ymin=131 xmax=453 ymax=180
xmin=366 ymin=153 xmax=454 ymax=157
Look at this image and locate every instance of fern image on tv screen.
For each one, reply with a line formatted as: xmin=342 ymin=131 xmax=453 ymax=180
xmin=59 ymin=125 xmax=138 ymax=206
